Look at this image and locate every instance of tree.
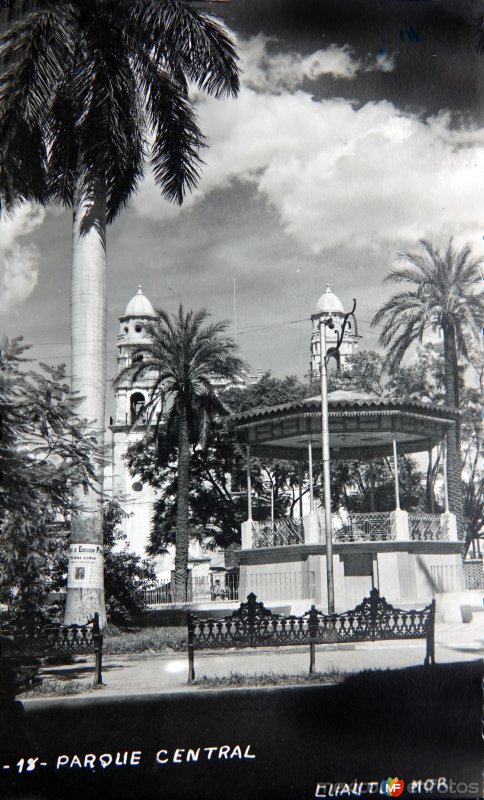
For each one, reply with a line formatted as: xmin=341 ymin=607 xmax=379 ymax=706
xmin=224 ymin=372 xmax=311 ymax=412
xmin=0 ymin=0 xmax=239 ymax=624
xmin=126 ymin=420 xmax=248 ymax=554
xmin=117 ymin=306 xmax=244 ymax=601
xmin=0 ymin=337 xmax=97 ymax=618
xmin=44 ymin=500 xmax=157 ymax=624
xmin=372 ymin=239 xmax=484 ymax=537
xmin=326 ymin=350 xmax=386 ymax=397
xmin=99 ymin=500 xmax=157 ymax=623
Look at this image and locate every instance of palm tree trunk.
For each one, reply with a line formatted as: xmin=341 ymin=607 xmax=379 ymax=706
xmin=64 ymin=183 xmax=107 ymax=626
xmin=442 ymin=323 xmax=463 ymax=538
xmin=174 ymin=404 xmax=191 ymax=602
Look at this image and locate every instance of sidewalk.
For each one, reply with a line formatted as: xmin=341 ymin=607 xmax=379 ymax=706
xmin=24 ymin=616 xmax=484 ymax=703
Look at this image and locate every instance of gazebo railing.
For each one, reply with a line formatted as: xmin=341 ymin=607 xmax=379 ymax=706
xmin=408 ymin=513 xmax=448 ymax=542
xmin=327 ymin=512 xmax=395 ymax=543
xmin=250 ymin=512 xmax=451 ymax=548
xmin=252 ymin=518 xmax=305 ymax=548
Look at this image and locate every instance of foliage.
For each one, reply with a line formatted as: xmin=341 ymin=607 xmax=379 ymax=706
xmin=372 ymin=239 xmax=483 ymax=395
xmin=326 ymin=350 xmax=387 ymax=397
xmin=223 ymin=372 xmax=312 ymax=412
xmin=331 ymin=458 xmax=426 ymax=515
xmin=102 ymin=500 xmax=157 ymax=623
xmin=1 ymin=0 xmax=240 ymax=622
xmin=126 ymin=342 xmax=481 ymax=556
xmin=127 ymin=423 xmax=247 ymax=553
xmin=117 ymin=306 xmax=245 ymax=601
xmin=192 ymin=669 xmax=348 ymax=688
xmin=372 ymin=241 xmax=483 ymax=539
xmin=48 ymin=500 xmax=157 ymax=624
xmin=21 ymin=680 xmax=98 ymax=698
xmin=0 ymin=337 xmax=97 ymax=616
xmin=103 ymin=625 xmax=188 ymax=655
xmin=0 ymin=0 xmax=240 ymax=217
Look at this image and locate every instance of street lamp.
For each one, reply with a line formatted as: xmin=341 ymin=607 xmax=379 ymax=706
xmin=311 ymin=298 xmax=356 ymax=614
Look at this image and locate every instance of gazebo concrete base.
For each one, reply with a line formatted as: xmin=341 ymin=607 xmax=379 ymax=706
xmin=238 ymin=542 xmax=465 ymax=613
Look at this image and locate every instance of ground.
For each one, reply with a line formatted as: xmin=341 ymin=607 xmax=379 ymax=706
xmin=24 ymin=614 xmax=484 ymax=699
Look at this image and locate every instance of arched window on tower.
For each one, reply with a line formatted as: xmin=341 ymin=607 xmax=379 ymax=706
xmin=130 ymin=392 xmax=146 ymax=426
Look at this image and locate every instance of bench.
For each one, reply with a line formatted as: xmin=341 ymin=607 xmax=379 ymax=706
xmin=186 ymin=589 xmax=435 ymax=681
xmin=0 ymin=613 xmax=103 ymax=701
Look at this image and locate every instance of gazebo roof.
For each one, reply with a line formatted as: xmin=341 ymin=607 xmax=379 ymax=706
xmin=225 ymin=391 xmax=457 ymax=460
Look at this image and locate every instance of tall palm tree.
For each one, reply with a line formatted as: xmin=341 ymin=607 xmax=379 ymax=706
xmin=0 ymin=1 xmax=239 ymax=623
xmin=372 ymin=239 xmax=484 ymax=536
xmin=118 ymin=306 xmax=244 ymax=602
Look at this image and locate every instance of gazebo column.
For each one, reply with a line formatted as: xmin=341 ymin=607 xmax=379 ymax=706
xmin=297 ymin=461 xmax=303 ymax=519
xmin=241 ymin=445 xmax=253 ymax=549
xmin=308 ymin=437 xmax=314 ymax=512
xmin=427 ymin=446 xmax=434 ymax=513
xmin=369 ymin=460 xmax=375 ymax=512
xmin=391 ymin=437 xmax=409 ymax=541
xmin=303 ymin=436 xmax=319 ymax=544
xmin=441 ymin=437 xmax=458 ymax=541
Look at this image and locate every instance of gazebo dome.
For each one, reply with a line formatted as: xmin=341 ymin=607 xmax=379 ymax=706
xmin=124 ymin=286 xmax=157 ymax=318
xmin=316 ymin=285 xmax=345 ymax=315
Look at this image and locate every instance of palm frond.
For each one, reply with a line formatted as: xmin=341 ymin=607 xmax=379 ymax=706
xmin=130 ymin=0 xmax=239 ymax=99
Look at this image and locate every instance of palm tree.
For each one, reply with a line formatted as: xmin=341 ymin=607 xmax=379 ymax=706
xmin=118 ymin=306 xmax=244 ymax=602
xmin=0 ymin=1 xmax=239 ymax=623
xmin=372 ymin=239 xmax=484 ymax=536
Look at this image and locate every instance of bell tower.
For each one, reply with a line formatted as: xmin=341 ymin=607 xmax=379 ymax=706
xmin=115 ymin=285 xmax=158 ymax=426
xmin=310 ymin=285 xmax=359 ymax=376
xmin=108 ymin=286 xmax=160 ymax=555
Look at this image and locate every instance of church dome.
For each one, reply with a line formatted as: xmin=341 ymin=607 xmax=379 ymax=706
xmin=124 ymin=286 xmax=157 ymax=318
xmin=316 ymin=285 xmax=344 ymax=315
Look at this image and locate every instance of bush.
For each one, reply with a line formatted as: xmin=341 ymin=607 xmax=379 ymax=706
xmin=103 ymin=625 xmax=188 ymax=655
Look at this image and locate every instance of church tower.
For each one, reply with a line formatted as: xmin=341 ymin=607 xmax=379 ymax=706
xmin=114 ymin=285 xmax=159 ymax=426
xmin=108 ymin=286 xmax=160 ymax=555
xmin=310 ymin=285 xmax=359 ymax=377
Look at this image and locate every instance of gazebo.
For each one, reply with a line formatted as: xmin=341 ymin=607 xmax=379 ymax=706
xmin=225 ymin=391 xmax=464 ymax=611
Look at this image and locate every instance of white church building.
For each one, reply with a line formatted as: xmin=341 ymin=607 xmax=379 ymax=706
xmin=105 ymin=286 xmax=258 ymax=581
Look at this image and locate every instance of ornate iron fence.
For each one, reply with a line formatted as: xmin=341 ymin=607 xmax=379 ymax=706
xmin=252 ymin=518 xmax=304 ymax=548
xmin=409 ymin=513 xmax=447 ymax=542
xmin=187 ymin=589 xmax=435 ymax=681
xmin=330 ymin=512 xmax=394 ymax=543
xmin=0 ymin=614 xmax=103 ymax=693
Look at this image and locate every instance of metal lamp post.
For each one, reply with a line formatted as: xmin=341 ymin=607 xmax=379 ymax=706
xmin=311 ymin=298 xmax=356 ymax=615
xmin=316 ymin=314 xmax=335 ymax=614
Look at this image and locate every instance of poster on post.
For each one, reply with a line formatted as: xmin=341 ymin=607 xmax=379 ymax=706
xmin=0 ymin=1 xmax=482 ymax=799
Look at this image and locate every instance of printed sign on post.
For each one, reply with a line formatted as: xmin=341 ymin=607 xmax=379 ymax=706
xmin=67 ymin=544 xmax=104 ymax=589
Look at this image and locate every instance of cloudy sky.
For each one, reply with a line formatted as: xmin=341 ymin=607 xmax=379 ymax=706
xmin=2 ymin=0 xmax=484 ymax=414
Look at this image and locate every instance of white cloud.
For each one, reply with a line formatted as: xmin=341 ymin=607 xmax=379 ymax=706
xmin=132 ymin=34 xmax=483 ymax=262
xmin=241 ymin=35 xmax=362 ymax=90
xmin=0 ymin=204 xmax=45 ymax=314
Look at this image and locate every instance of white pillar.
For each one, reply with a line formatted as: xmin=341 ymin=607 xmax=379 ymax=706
xmin=392 ymin=437 xmax=400 ymax=510
xmin=298 ymin=461 xmax=303 ymax=519
xmin=308 ymin=436 xmax=314 ymax=512
xmin=428 ymin=446 xmax=434 ymax=513
xmin=246 ymin=444 xmax=252 ymax=520
xmin=442 ymin=439 xmax=450 ymax=513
